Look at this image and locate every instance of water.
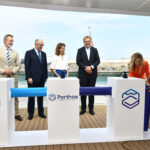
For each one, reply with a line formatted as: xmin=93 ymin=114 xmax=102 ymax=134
xmin=18 ymin=72 xmax=121 ymax=87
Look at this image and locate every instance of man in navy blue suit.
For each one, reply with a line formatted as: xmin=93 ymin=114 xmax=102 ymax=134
xmin=25 ymin=39 xmax=48 ymax=120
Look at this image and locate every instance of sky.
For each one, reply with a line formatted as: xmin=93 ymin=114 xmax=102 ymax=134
xmin=0 ymin=5 xmax=150 ymax=61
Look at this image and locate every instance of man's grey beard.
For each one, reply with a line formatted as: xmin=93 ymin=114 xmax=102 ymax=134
xmin=8 ymin=44 xmax=12 ymax=48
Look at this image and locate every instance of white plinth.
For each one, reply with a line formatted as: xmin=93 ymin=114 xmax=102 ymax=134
xmin=47 ymin=77 xmax=80 ymax=143
xmin=0 ymin=78 xmax=14 ymax=146
xmin=107 ymin=77 xmax=145 ymax=140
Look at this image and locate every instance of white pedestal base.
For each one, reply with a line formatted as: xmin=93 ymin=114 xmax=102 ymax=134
xmin=1 ymin=128 xmax=150 ymax=147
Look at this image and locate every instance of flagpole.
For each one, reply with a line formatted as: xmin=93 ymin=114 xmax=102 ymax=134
xmin=88 ymin=26 xmax=99 ymax=72
xmin=88 ymin=26 xmax=94 ymax=47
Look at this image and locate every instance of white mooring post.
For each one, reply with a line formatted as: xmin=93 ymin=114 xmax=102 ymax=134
xmin=0 ymin=78 xmax=14 ymax=146
xmin=107 ymin=77 xmax=145 ymax=140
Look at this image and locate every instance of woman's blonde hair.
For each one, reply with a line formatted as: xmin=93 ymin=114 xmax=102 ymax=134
xmin=55 ymin=43 xmax=65 ymax=56
xmin=129 ymin=52 xmax=144 ymax=72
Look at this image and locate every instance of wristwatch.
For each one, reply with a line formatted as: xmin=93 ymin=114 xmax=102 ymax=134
xmin=91 ymin=65 xmax=94 ymax=69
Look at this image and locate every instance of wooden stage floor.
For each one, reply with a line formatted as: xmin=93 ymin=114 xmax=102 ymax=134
xmin=0 ymin=105 xmax=150 ymax=150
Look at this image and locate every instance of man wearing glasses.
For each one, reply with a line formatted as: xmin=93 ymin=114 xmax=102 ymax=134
xmin=24 ymin=39 xmax=48 ymax=120
xmin=76 ymin=36 xmax=100 ymax=115
xmin=0 ymin=34 xmax=22 ymax=121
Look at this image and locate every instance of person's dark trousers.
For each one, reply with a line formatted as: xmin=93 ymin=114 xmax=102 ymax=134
xmin=27 ymin=80 xmax=45 ymax=116
xmin=80 ymin=75 xmax=97 ymax=111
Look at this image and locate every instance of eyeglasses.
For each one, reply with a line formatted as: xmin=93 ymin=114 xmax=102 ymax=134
xmin=84 ymin=41 xmax=91 ymax=42
xmin=37 ymin=44 xmax=44 ymax=47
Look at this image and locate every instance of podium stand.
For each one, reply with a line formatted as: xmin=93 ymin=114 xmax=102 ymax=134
xmin=0 ymin=78 xmax=14 ymax=146
xmin=47 ymin=77 xmax=80 ymax=143
xmin=107 ymin=77 xmax=145 ymax=140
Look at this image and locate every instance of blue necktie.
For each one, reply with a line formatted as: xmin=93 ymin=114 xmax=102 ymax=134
xmin=38 ymin=51 xmax=42 ymax=63
xmin=7 ymin=48 xmax=10 ymax=64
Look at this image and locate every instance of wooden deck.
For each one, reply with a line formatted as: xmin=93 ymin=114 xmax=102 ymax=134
xmin=1 ymin=105 xmax=150 ymax=150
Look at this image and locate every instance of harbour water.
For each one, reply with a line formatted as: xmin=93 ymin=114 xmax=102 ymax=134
xmin=18 ymin=72 xmax=122 ymax=87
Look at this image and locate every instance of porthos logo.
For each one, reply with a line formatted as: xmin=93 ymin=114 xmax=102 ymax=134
xmin=48 ymin=94 xmax=56 ymax=101
xmin=48 ymin=93 xmax=78 ymax=101
xmin=122 ymin=89 xmax=140 ymax=109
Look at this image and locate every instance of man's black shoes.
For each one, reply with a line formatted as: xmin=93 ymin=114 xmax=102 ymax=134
xmin=89 ymin=110 xmax=95 ymax=115
xmin=39 ymin=114 xmax=47 ymax=118
xmin=80 ymin=110 xmax=86 ymax=115
xmin=15 ymin=115 xmax=23 ymax=121
xmin=28 ymin=115 xmax=33 ymax=120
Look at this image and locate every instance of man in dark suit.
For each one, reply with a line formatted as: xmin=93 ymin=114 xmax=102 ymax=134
xmin=76 ymin=36 xmax=100 ymax=115
xmin=25 ymin=39 xmax=48 ymax=120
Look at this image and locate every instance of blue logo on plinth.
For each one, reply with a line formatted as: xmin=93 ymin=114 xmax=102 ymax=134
xmin=48 ymin=93 xmax=78 ymax=101
xmin=122 ymin=89 xmax=140 ymax=109
xmin=48 ymin=94 xmax=56 ymax=101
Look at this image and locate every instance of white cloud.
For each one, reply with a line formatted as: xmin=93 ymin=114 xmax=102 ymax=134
xmin=0 ymin=5 xmax=127 ymax=29
xmin=0 ymin=5 xmax=135 ymax=59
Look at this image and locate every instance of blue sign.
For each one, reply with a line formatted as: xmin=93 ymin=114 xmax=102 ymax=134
xmin=122 ymin=89 xmax=140 ymax=109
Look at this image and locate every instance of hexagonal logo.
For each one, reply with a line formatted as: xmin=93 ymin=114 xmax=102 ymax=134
xmin=122 ymin=89 xmax=140 ymax=109
xmin=48 ymin=93 xmax=56 ymax=101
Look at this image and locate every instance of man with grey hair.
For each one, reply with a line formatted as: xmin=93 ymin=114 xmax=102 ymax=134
xmin=0 ymin=34 xmax=22 ymax=121
xmin=76 ymin=36 xmax=100 ymax=115
xmin=24 ymin=39 xmax=48 ymax=120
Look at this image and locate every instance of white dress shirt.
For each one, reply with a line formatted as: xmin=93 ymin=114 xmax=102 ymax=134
xmin=85 ymin=47 xmax=94 ymax=69
xmin=85 ymin=47 xmax=90 ymax=60
xmin=50 ymin=55 xmax=69 ymax=70
xmin=34 ymin=48 xmax=41 ymax=56
xmin=4 ymin=46 xmax=11 ymax=53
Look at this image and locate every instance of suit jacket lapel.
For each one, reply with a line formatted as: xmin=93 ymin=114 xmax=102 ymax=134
xmin=41 ymin=52 xmax=44 ymax=64
xmin=83 ymin=47 xmax=89 ymax=62
xmin=89 ymin=47 xmax=93 ymax=62
xmin=33 ymin=49 xmax=42 ymax=64
xmin=9 ymin=48 xmax=14 ymax=64
xmin=1 ymin=47 xmax=9 ymax=65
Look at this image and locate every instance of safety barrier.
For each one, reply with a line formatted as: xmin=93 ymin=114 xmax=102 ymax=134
xmin=11 ymin=85 xmax=150 ymax=131
xmin=144 ymin=85 xmax=150 ymax=131
xmin=11 ymin=87 xmax=112 ymax=97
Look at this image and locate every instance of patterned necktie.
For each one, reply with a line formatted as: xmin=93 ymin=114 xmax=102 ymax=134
xmin=6 ymin=48 xmax=10 ymax=64
xmin=38 ymin=51 xmax=42 ymax=63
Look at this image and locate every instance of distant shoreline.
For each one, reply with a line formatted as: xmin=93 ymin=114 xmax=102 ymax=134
xmin=18 ymin=71 xmax=129 ymax=75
